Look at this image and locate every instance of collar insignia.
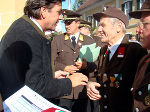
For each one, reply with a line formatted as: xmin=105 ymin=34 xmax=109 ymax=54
xmin=65 ymin=34 xmax=69 ymax=40
xmin=79 ymin=34 xmax=84 ymax=41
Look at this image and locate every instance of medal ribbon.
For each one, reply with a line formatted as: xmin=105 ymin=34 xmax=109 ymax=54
xmin=110 ymin=76 xmax=115 ymax=83
xmin=148 ymin=84 xmax=150 ymax=94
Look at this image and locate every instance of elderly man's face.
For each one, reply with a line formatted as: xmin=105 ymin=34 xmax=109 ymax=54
xmin=137 ymin=12 xmax=150 ymax=49
xmin=98 ymin=17 xmax=117 ymax=44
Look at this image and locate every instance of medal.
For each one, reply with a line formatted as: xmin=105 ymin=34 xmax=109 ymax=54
xmin=145 ymin=95 xmax=150 ymax=106
xmin=115 ymin=81 xmax=120 ymax=88
xmin=110 ymin=76 xmax=115 ymax=87
xmin=103 ymin=73 xmax=108 ymax=83
xmin=145 ymin=84 xmax=150 ymax=106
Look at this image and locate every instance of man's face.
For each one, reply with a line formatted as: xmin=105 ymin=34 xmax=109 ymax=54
xmin=79 ymin=27 xmax=90 ymax=36
xmin=136 ymin=12 xmax=150 ymax=49
xmin=65 ymin=20 xmax=80 ymax=35
xmin=44 ymin=2 xmax=62 ymax=31
xmin=98 ymin=17 xmax=117 ymax=44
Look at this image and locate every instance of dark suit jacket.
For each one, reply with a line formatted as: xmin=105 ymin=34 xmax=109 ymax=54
xmin=97 ymin=35 xmax=147 ymax=112
xmin=132 ymin=54 xmax=150 ymax=112
xmin=51 ymin=33 xmax=96 ymax=99
xmin=0 ymin=15 xmax=72 ymax=101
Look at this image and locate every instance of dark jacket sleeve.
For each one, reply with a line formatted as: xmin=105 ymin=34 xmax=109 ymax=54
xmin=23 ymin=32 xmax=72 ymax=99
xmin=0 ymin=31 xmax=72 ymax=100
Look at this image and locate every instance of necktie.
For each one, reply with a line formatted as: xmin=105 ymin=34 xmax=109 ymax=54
xmin=105 ymin=48 xmax=111 ymax=63
xmin=71 ymin=36 xmax=76 ymax=48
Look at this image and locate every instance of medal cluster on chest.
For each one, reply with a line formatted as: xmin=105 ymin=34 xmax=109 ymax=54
xmin=102 ymin=73 xmax=122 ymax=88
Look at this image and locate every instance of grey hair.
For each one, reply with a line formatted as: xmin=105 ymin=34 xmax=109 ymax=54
xmin=110 ymin=18 xmax=126 ymax=33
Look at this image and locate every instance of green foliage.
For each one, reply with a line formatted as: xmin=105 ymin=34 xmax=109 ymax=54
xmin=73 ymin=0 xmax=86 ymax=11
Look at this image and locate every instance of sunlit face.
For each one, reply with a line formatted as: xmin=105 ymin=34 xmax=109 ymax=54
xmin=136 ymin=12 xmax=150 ymax=49
xmin=44 ymin=2 xmax=62 ymax=31
xmin=65 ymin=20 xmax=80 ymax=35
xmin=98 ymin=17 xmax=117 ymax=44
xmin=79 ymin=27 xmax=90 ymax=36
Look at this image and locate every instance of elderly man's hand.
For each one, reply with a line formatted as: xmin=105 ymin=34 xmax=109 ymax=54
xmin=64 ymin=65 xmax=79 ymax=74
xmin=87 ymin=81 xmax=101 ymax=100
xmin=68 ymin=73 xmax=88 ymax=87
xmin=55 ymin=70 xmax=69 ymax=79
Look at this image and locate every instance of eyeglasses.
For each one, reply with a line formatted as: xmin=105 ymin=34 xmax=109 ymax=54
xmin=137 ymin=21 xmax=150 ymax=29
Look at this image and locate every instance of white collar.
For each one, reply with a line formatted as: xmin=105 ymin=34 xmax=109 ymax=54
xmin=30 ymin=17 xmax=43 ymax=32
xmin=70 ymin=32 xmax=80 ymax=43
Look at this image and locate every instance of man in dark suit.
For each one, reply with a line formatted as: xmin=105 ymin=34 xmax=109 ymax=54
xmin=51 ymin=9 xmax=95 ymax=112
xmin=129 ymin=0 xmax=150 ymax=111
xmin=0 ymin=0 xmax=88 ymax=105
xmin=86 ymin=6 xmax=147 ymax=112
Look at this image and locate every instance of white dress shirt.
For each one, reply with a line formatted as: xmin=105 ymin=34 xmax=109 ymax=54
xmin=70 ymin=32 xmax=79 ymax=43
xmin=30 ymin=17 xmax=43 ymax=32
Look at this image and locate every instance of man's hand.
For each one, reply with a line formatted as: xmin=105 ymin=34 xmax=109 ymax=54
xmin=55 ymin=70 xmax=69 ymax=79
xmin=68 ymin=73 xmax=88 ymax=87
xmin=87 ymin=81 xmax=101 ymax=100
xmin=64 ymin=65 xmax=79 ymax=74
xmin=75 ymin=58 xmax=87 ymax=69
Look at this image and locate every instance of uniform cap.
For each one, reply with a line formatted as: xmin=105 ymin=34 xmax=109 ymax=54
xmin=79 ymin=19 xmax=92 ymax=28
xmin=93 ymin=5 xmax=129 ymax=27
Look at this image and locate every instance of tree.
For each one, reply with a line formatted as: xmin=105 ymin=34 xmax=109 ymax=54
xmin=73 ymin=0 xmax=86 ymax=11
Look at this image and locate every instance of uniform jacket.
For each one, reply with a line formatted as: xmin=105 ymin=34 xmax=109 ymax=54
xmin=97 ymin=35 xmax=147 ymax=112
xmin=132 ymin=54 xmax=150 ymax=112
xmin=0 ymin=15 xmax=72 ymax=101
xmin=51 ymin=33 xmax=96 ymax=99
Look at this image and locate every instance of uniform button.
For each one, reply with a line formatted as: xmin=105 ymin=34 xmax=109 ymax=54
xmin=131 ymin=88 xmax=134 ymax=91
xmin=46 ymin=41 xmax=50 ymax=45
xmin=74 ymin=52 xmax=76 ymax=54
xmin=104 ymin=106 xmax=107 ymax=109
xmin=61 ymin=50 xmax=64 ymax=52
xmin=104 ymin=95 xmax=107 ymax=98
xmin=138 ymin=91 xmax=142 ymax=96
xmin=104 ymin=84 xmax=107 ymax=87
xmin=135 ymin=108 xmax=140 ymax=112
xmin=64 ymin=94 xmax=68 ymax=96
xmin=74 ymin=60 xmax=76 ymax=62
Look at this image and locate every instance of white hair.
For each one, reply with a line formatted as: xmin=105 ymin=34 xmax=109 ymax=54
xmin=110 ymin=18 xmax=126 ymax=33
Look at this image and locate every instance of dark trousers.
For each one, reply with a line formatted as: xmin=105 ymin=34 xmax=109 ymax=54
xmin=58 ymin=98 xmax=99 ymax=112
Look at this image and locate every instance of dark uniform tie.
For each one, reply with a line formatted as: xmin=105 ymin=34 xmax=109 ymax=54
xmin=71 ymin=36 xmax=76 ymax=48
xmin=105 ymin=48 xmax=111 ymax=63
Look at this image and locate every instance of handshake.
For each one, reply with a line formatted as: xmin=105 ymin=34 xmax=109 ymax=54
xmin=55 ymin=70 xmax=88 ymax=87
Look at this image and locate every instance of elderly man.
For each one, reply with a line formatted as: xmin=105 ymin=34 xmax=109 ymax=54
xmin=51 ymin=9 xmax=96 ymax=112
xmin=87 ymin=6 xmax=147 ymax=112
xmin=0 ymin=0 xmax=88 ymax=106
xmin=129 ymin=0 xmax=150 ymax=111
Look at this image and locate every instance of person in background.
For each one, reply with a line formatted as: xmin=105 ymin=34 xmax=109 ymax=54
xmin=129 ymin=0 xmax=150 ymax=111
xmin=51 ymin=9 xmax=96 ymax=112
xmin=0 ymin=0 xmax=88 ymax=106
xmin=86 ymin=5 xmax=147 ymax=112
